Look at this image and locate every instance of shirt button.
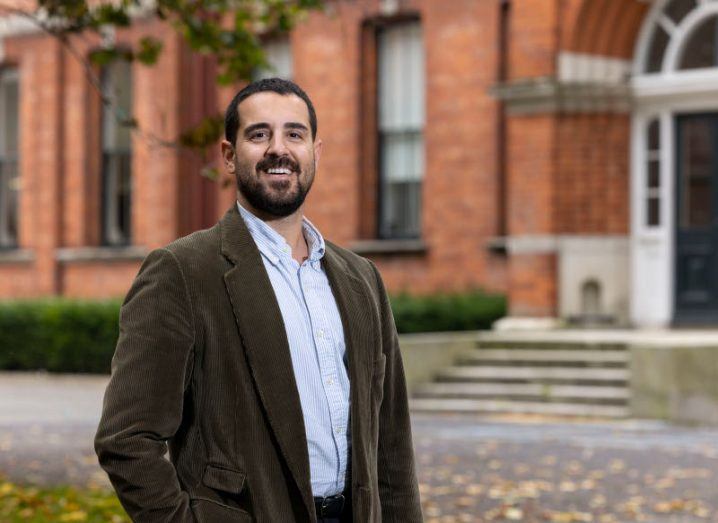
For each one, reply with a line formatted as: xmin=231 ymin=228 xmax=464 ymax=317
xmin=317 ymin=329 xmax=325 ymax=338
xmin=335 ymin=427 xmax=343 ymax=434
xmin=326 ymin=378 xmax=334 ymax=386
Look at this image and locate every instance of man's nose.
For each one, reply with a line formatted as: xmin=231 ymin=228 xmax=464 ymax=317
xmin=266 ymin=133 xmax=289 ymax=156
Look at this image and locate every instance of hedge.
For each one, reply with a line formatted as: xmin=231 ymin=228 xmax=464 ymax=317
xmin=0 ymin=299 xmax=121 ymax=374
xmin=0 ymin=290 xmax=505 ymax=373
xmin=390 ymin=290 xmax=506 ymax=334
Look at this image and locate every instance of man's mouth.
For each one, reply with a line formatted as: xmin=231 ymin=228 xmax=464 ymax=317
xmin=261 ymin=167 xmax=296 ymax=181
xmin=265 ymin=167 xmax=293 ymax=175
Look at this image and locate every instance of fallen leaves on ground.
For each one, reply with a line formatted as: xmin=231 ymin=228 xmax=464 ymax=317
xmin=416 ymin=436 xmax=718 ymax=522
xmin=0 ymin=478 xmax=128 ymax=522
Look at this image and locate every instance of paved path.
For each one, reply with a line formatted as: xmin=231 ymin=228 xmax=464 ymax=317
xmin=2 ymin=372 xmax=718 ymax=522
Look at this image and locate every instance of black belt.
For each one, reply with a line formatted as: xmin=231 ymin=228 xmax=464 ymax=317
xmin=314 ymin=492 xmax=348 ymax=518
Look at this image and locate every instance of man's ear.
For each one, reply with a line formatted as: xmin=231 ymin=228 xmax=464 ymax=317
xmin=313 ymin=138 xmax=323 ymax=170
xmin=220 ymin=140 xmax=236 ymax=174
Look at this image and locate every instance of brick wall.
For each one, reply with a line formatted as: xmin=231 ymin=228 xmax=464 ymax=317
xmin=554 ymin=113 xmax=630 ymax=235
xmin=0 ymin=0 xmax=647 ymax=322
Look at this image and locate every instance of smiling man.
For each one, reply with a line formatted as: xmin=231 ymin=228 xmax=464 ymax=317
xmin=95 ymin=78 xmax=423 ymax=523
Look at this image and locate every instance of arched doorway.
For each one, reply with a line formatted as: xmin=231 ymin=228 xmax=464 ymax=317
xmin=631 ymin=0 xmax=718 ymax=326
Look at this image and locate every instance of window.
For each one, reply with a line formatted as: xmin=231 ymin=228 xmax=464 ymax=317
xmin=253 ymin=38 xmax=292 ymax=81
xmin=646 ymin=118 xmax=661 ymax=227
xmin=0 ymin=69 xmax=19 ymax=248
xmin=640 ymin=0 xmax=718 ymax=73
xmin=679 ymin=14 xmax=718 ymax=70
xmin=101 ymin=60 xmax=132 ymax=246
xmin=377 ymin=21 xmax=424 ymax=239
xmin=678 ymin=116 xmax=714 ymax=228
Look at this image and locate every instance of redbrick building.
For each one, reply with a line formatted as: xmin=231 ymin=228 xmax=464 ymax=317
xmin=0 ymin=0 xmax=715 ymax=328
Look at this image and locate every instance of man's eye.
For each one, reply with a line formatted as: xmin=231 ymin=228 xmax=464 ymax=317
xmin=251 ymin=131 xmax=268 ymax=140
xmin=288 ymin=132 xmax=302 ymax=139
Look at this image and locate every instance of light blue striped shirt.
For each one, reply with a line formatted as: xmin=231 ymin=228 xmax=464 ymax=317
xmin=237 ymin=202 xmax=350 ymax=498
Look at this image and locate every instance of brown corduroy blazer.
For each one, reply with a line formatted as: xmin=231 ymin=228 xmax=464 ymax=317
xmin=94 ymin=204 xmax=423 ymax=523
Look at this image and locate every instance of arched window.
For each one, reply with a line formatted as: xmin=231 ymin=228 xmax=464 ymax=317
xmin=638 ymin=0 xmax=718 ymax=74
xmin=679 ymin=14 xmax=718 ymax=70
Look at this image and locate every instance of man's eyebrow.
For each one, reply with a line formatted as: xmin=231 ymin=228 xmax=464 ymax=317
xmin=242 ymin=122 xmax=309 ymax=136
xmin=285 ymin=122 xmax=309 ymax=132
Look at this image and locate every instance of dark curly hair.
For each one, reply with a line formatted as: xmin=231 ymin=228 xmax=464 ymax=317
xmin=224 ymin=77 xmax=318 ymax=146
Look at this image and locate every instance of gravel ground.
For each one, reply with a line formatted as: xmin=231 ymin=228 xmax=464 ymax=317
xmin=2 ymin=372 xmax=718 ymax=522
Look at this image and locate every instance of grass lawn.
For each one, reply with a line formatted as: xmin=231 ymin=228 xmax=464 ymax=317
xmin=0 ymin=480 xmax=129 ymax=522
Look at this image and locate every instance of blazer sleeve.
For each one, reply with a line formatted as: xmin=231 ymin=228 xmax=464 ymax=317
xmin=369 ymin=261 xmax=424 ymax=522
xmin=95 ymin=248 xmax=195 ymax=523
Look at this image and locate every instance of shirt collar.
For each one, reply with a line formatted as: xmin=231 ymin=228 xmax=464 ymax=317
xmin=236 ymin=201 xmax=326 ymax=266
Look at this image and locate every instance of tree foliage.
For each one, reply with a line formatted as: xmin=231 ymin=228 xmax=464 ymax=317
xmin=0 ymin=0 xmax=323 ymax=154
xmin=35 ymin=0 xmax=322 ymax=79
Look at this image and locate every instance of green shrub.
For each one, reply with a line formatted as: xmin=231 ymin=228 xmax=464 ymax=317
xmin=0 ymin=299 xmax=121 ymax=374
xmin=390 ymin=290 xmax=506 ymax=334
xmin=0 ymin=290 xmax=506 ymax=373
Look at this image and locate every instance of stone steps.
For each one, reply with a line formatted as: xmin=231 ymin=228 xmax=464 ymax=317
xmin=458 ymin=348 xmax=628 ymax=366
xmin=410 ymin=340 xmax=631 ymax=418
xmin=437 ymin=365 xmax=629 ymax=383
xmin=413 ymin=382 xmax=629 ymax=403
xmin=409 ymin=398 xmax=630 ymax=418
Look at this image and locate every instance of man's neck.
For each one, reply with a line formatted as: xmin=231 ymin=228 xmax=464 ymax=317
xmin=237 ymin=196 xmax=309 ymax=263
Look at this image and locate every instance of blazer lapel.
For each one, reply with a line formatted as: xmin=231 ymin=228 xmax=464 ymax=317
xmin=323 ymin=247 xmax=375 ymax=381
xmin=219 ymin=205 xmax=314 ymax=518
xmin=322 ymin=246 xmax=376 ymax=486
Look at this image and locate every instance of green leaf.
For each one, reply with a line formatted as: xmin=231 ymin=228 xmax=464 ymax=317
xmin=136 ymin=36 xmax=163 ymax=65
xmin=200 ymin=166 xmax=220 ymax=181
xmin=92 ymin=4 xmax=131 ymax=27
xmin=178 ymin=114 xmax=224 ymax=149
xmin=88 ymin=48 xmax=120 ymax=67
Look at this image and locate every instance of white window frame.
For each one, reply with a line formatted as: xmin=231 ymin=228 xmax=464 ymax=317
xmin=631 ymin=0 xmax=718 ymax=326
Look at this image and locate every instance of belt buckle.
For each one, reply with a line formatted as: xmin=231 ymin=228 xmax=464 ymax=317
xmin=320 ymin=493 xmax=345 ymax=517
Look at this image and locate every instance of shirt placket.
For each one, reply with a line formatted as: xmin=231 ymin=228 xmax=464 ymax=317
xmin=298 ymin=262 xmax=348 ymax=492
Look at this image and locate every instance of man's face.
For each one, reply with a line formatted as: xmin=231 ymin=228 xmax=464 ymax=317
xmin=221 ymin=91 xmax=321 ymax=218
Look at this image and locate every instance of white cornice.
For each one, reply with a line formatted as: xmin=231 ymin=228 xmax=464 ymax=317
xmin=558 ymin=52 xmax=632 ymax=84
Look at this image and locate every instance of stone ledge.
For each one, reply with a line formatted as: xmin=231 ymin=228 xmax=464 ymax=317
xmin=0 ymin=248 xmax=35 ymax=264
xmin=56 ymin=246 xmax=149 ymax=263
xmin=349 ymin=238 xmax=427 ymax=256
xmin=490 ymin=77 xmax=632 ymax=114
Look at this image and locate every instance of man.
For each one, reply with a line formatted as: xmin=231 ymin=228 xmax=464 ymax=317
xmin=95 ymin=78 xmax=423 ymax=523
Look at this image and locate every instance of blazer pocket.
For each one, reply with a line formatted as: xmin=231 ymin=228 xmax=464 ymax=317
xmin=202 ymin=464 xmax=246 ymax=495
xmin=192 ymin=464 xmax=253 ymax=520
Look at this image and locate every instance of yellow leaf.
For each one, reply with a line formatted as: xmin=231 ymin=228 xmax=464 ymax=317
xmin=60 ymin=511 xmax=88 ymax=522
xmin=559 ymin=481 xmax=577 ymax=492
xmin=609 ymin=459 xmax=625 ymax=472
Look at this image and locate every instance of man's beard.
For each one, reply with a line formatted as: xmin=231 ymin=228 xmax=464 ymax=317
xmin=236 ymin=154 xmax=314 ymax=217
